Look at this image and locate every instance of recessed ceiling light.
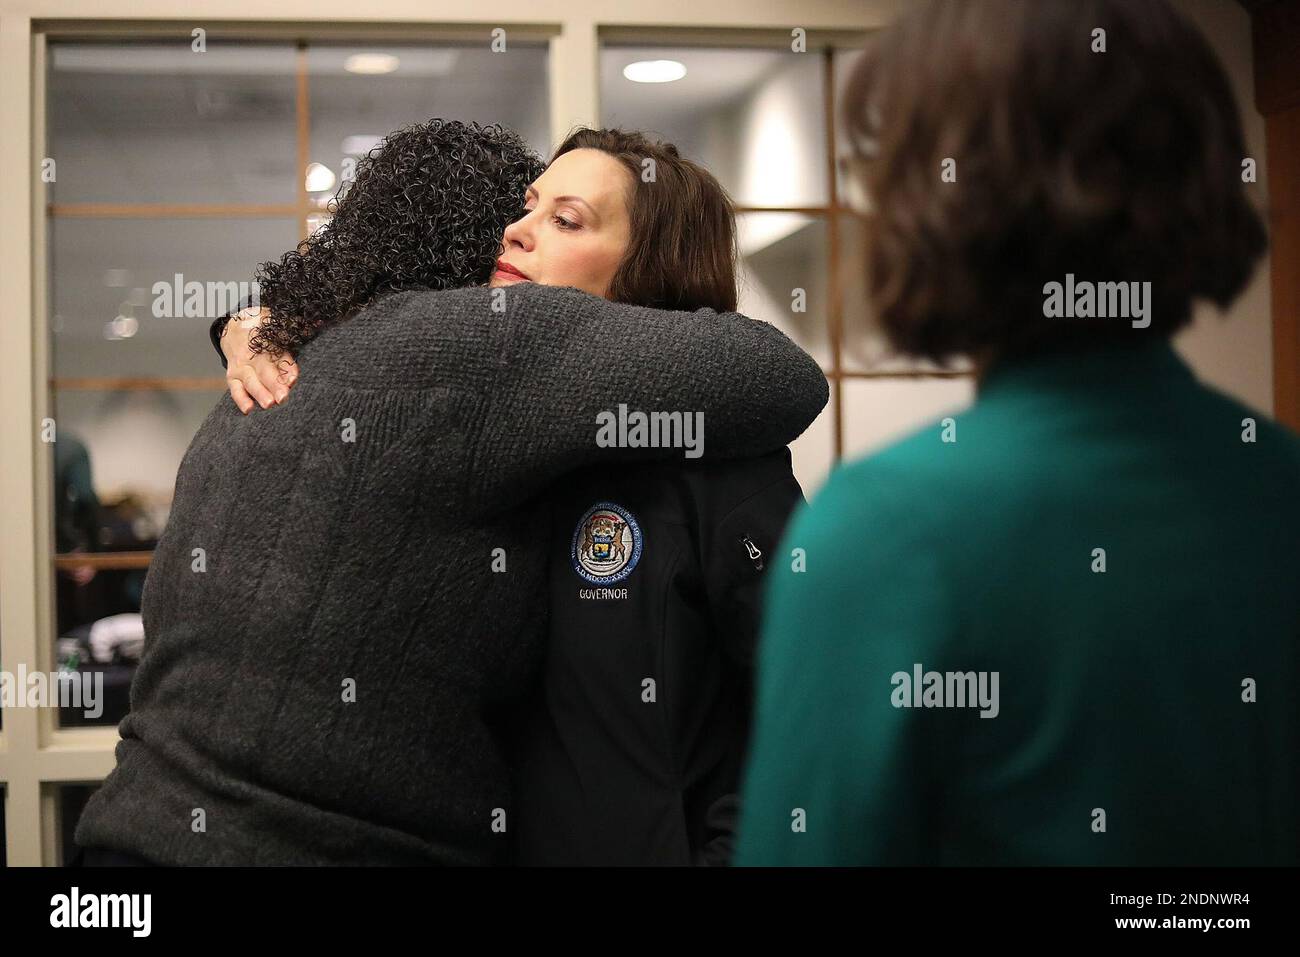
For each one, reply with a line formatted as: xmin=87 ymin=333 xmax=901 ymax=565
xmin=623 ymin=59 xmax=687 ymax=84
xmin=345 ymin=53 xmax=400 ymax=75
xmin=105 ymin=314 xmax=138 ymax=340
xmin=305 ymin=162 xmax=337 ymax=193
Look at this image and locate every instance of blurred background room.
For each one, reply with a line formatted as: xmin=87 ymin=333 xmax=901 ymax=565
xmin=1 ymin=0 xmax=1296 ymax=866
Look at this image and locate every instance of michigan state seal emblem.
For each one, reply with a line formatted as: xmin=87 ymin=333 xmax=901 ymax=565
xmin=572 ymin=502 xmax=642 ymax=585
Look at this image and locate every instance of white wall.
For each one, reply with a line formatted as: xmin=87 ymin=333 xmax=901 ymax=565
xmin=1172 ymin=0 xmax=1273 ymax=415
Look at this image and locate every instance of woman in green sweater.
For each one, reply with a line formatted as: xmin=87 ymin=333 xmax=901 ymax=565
xmin=737 ymin=0 xmax=1298 ymax=866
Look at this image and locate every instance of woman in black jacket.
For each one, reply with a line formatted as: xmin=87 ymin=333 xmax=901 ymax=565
xmin=169 ymin=122 xmax=823 ymax=865
xmin=496 ymin=129 xmax=810 ymax=865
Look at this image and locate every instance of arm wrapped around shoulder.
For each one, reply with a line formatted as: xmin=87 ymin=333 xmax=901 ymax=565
xmin=475 ymin=284 xmax=827 ymax=509
xmin=305 ymin=284 xmax=828 ymax=512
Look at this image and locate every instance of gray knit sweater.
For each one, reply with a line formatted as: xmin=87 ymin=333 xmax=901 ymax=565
xmin=74 ymin=284 xmax=828 ymax=865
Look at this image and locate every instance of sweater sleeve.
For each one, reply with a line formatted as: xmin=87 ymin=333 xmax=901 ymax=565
xmin=453 ymin=284 xmax=828 ymax=511
xmin=254 ymin=283 xmax=827 ymax=513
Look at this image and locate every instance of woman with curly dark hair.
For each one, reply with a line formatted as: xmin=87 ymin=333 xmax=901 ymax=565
xmin=216 ymin=125 xmax=817 ymax=866
xmin=74 ymin=119 xmax=826 ymax=865
xmin=214 ymin=118 xmax=545 ymax=410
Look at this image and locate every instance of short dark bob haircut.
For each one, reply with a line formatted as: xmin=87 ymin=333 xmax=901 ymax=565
xmin=842 ymin=0 xmax=1268 ymax=362
xmin=551 ymin=128 xmax=738 ymax=313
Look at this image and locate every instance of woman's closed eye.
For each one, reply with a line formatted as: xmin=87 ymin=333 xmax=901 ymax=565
xmin=520 ymin=204 xmax=578 ymax=230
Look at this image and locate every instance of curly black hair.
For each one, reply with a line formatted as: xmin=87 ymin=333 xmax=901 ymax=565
xmin=247 ymin=119 xmax=545 ymax=356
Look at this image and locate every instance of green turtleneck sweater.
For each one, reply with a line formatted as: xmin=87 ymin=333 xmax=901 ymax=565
xmin=737 ymin=341 xmax=1299 ymax=866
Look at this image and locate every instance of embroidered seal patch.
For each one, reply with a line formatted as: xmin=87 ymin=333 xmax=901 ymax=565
xmin=571 ymin=502 xmax=642 ymax=585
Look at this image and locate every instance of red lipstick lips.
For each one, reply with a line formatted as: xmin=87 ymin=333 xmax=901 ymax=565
xmin=494 ymin=260 xmax=529 ymax=280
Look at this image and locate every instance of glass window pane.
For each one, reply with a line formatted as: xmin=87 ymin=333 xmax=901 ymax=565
xmin=601 ymin=45 xmax=828 ymax=208
xmin=791 ymin=381 xmax=836 ymax=499
xmin=307 ymin=43 xmax=551 ymax=202
xmin=49 ymin=217 xmax=301 ymax=379
xmin=738 ymin=211 xmax=831 ymax=371
xmin=833 ymin=46 xmax=869 ymax=209
xmin=838 ymin=214 xmax=974 ymax=374
xmin=52 ymin=388 xmax=224 ymax=534
xmin=58 ymin=784 xmax=101 ymax=866
xmin=48 ymin=42 xmax=300 ymax=205
xmin=841 ymin=378 xmax=975 ymax=461
xmin=53 ymin=387 xmax=224 ymax=729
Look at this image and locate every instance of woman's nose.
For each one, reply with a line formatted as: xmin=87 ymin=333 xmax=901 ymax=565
xmin=502 ymin=214 xmax=534 ymax=251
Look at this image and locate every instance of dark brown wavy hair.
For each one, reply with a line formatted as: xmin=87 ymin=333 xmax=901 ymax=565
xmin=842 ymin=0 xmax=1268 ymax=361
xmin=552 ymin=128 xmax=738 ymax=313
xmin=247 ymin=119 xmax=544 ymax=356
